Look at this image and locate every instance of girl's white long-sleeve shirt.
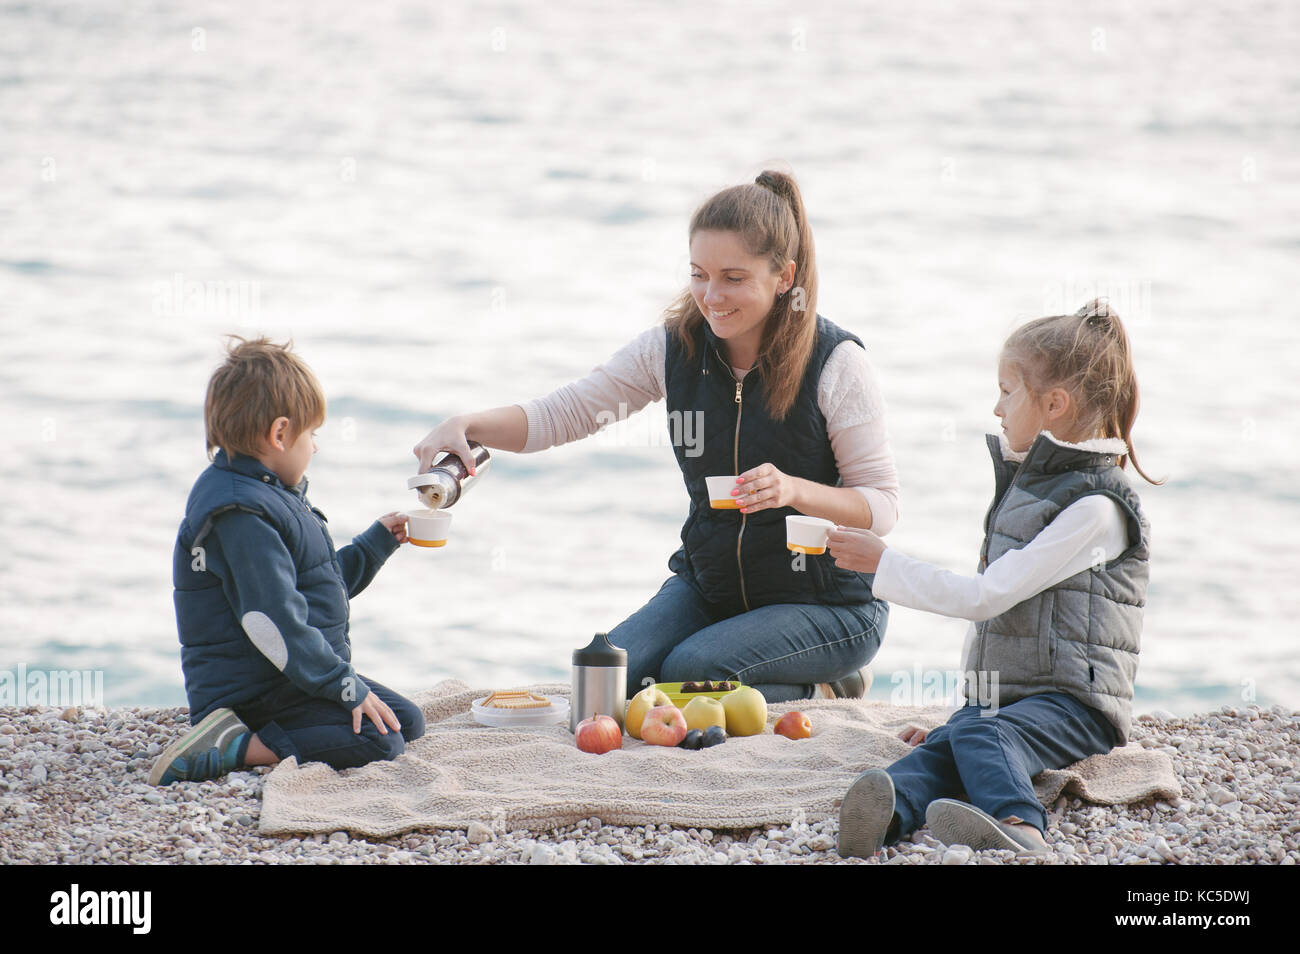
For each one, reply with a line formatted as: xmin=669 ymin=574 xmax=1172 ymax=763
xmin=514 ymin=324 xmax=902 ymax=534
xmin=870 ymin=433 xmax=1132 ymax=630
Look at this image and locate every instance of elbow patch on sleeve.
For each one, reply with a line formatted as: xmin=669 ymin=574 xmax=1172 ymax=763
xmin=241 ymin=611 xmax=289 ymax=671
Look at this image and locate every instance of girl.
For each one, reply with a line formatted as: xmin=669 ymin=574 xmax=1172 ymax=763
xmin=829 ymin=299 xmax=1160 ymax=857
xmin=412 ymin=169 xmax=899 ymax=702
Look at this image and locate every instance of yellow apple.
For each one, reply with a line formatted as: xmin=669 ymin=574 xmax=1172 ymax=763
xmin=625 ymin=685 xmax=673 ymax=740
xmin=682 ymin=696 xmax=727 ymax=732
xmin=721 ymin=686 xmax=767 ymax=737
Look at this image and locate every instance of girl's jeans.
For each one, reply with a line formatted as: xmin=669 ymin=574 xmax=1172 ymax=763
xmin=233 ymin=674 xmax=426 ymax=771
xmin=884 ymin=691 xmax=1118 ymax=838
xmin=608 ymin=572 xmax=889 ymax=703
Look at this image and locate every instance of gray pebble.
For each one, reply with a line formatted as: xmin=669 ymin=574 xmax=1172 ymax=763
xmin=530 ymin=845 xmax=556 ymax=865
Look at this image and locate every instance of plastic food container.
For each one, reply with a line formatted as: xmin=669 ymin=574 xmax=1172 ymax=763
xmin=652 ymin=681 xmax=746 ymax=709
xmin=470 ymin=694 xmax=569 ymax=728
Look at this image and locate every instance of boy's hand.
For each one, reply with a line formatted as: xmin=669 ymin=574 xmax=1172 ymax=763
xmin=898 ymin=724 xmax=929 ymax=746
xmin=828 ymin=526 xmax=888 ymax=573
xmin=379 ymin=511 xmax=408 ymax=544
xmin=353 ymin=693 xmax=402 ymax=735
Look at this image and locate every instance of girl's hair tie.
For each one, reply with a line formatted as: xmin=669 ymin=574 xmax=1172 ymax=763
xmin=1075 ymin=297 xmax=1116 ymax=329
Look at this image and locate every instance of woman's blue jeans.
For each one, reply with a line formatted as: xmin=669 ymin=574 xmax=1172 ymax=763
xmin=608 ymin=572 xmax=888 ymax=703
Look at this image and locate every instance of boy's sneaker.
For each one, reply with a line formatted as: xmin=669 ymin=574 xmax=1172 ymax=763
xmin=149 ymin=708 xmax=250 ymax=786
xmin=924 ymin=799 xmax=1050 ymax=855
xmin=837 ymin=767 xmax=897 ymax=858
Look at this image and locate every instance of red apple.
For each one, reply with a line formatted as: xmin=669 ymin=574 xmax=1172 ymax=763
xmin=640 ymin=705 xmax=688 ymax=747
xmin=774 ymin=711 xmax=812 ymax=740
xmin=575 ymin=714 xmax=623 ymax=754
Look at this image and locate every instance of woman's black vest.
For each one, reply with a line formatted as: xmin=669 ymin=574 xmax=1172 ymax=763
xmin=664 ymin=313 xmax=878 ymax=617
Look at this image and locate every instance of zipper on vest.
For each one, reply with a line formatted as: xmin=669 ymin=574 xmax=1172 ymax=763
xmin=711 ymin=343 xmax=753 ymax=614
xmin=296 ymin=492 xmax=350 ymax=613
xmin=731 ymin=376 xmax=751 ymax=613
xmin=976 ymin=439 xmax=1044 ymax=674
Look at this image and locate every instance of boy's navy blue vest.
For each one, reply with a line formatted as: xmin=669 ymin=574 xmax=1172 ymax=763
xmin=664 ymin=313 xmax=878 ymax=617
xmin=172 ymin=449 xmax=355 ymax=723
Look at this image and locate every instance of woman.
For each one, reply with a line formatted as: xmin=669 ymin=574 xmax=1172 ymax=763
xmin=413 ymin=169 xmax=899 ymax=702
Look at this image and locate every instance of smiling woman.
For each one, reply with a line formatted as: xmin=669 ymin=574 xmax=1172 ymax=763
xmin=688 ymin=229 xmax=796 ymax=376
xmin=412 ymin=168 xmax=901 ymax=703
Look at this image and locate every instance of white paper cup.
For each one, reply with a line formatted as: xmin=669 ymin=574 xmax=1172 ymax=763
xmin=786 ymin=515 xmax=835 ymax=555
xmin=404 ymin=509 xmax=452 ymax=548
xmin=705 ymin=475 xmax=742 ymax=509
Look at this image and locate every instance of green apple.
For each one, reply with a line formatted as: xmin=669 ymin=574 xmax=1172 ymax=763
xmin=625 ymin=684 xmax=672 ymax=740
xmin=721 ymin=686 xmax=767 ymax=737
xmin=682 ymin=696 xmax=727 ymax=732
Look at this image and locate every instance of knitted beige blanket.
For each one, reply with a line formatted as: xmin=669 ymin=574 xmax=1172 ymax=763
xmin=259 ymin=679 xmax=1180 ymax=838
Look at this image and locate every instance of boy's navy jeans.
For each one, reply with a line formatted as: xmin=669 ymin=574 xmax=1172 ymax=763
xmin=885 ymin=691 xmax=1117 ymax=838
xmin=608 ymin=572 xmax=888 ymax=703
xmin=232 ymin=674 xmax=426 ymax=771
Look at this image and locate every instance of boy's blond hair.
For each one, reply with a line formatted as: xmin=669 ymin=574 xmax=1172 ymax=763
xmin=204 ymin=336 xmax=326 ymax=460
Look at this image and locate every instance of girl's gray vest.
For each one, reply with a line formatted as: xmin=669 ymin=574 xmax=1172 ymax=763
xmin=962 ymin=433 xmax=1150 ymax=745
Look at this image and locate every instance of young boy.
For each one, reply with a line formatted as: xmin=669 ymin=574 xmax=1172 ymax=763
xmin=151 ymin=336 xmax=424 ymax=785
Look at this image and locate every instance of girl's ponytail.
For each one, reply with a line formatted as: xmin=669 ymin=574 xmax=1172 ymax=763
xmin=1005 ymin=298 xmax=1164 ymax=485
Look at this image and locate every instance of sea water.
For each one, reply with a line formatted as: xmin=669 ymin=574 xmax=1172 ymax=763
xmin=1 ymin=0 xmax=1297 ymax=715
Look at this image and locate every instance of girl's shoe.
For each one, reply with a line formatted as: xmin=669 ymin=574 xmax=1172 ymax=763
xmin=924 ymin=799 xmax=1049 ymax=855
xmin=148 ymin=707 xmax=250 ymax=786
xmin=836 ymin=767 xmax=896 ymax=858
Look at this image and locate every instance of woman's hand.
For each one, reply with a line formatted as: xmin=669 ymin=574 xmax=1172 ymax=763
xmin=413 ymin=416 xmax=477 ymax=475
xmin=735 ymin=463 xmax=799 ymax=513
xmin=827 ymin=525 xmax=888 ymax=573
xmin=378 ymin=512 xmax=408 ymax=544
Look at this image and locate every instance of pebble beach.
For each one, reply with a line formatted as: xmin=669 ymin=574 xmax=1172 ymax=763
xmin=1 ymin=703 xmax=1296 ymax=865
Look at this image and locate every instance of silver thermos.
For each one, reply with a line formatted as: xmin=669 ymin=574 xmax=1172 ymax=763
xmin=407 ymin=441 xmax=492 ymax=509
xmin=570 ymin=633 xmax=627 ymax=733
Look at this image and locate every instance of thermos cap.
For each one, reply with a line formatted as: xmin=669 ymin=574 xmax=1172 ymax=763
xmin=572 ymin=632 xmax=627 ymax=667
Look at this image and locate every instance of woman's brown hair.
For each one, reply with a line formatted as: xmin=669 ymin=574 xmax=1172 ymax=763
xmin=662 ymin=168 xmax=818 ymax=421
xmin=1003 ymin=299 xmax=1163 ymax=485
xmin=204 ymin=335 xmax=326 ymax=461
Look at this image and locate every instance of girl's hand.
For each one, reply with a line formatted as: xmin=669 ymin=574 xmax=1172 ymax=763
xmin=898 ymin=724 xmax=929 ymax=746
xmin=413 ymin=417 xmax=476 ymax=476
xmin=379 ymin=512 xmax=408 ymax=544
xmin=827 ymin=525 xmax=888 ymax=573
xmin=735 ymin=463 xmax=799 ymax=513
